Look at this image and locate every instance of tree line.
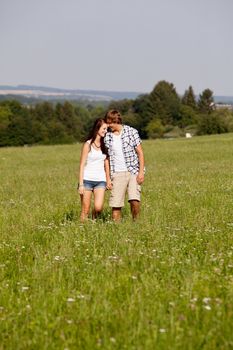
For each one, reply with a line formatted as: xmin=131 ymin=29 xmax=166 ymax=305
xmin=1 ymin=80 xmax=233 ymax=147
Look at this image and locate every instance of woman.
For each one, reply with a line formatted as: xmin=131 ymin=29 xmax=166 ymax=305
xmin=78 ymin=118 xmax=112 ymax=221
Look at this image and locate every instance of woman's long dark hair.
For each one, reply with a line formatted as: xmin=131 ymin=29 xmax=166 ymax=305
xmin=86 ymin=118 xmax=108 ymax=155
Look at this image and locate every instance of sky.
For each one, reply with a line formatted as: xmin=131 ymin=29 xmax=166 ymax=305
xmin=0 ymin=0 xmax=233 ymax=96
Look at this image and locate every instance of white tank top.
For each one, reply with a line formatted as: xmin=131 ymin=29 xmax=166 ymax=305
xmin=83 ymin=141 xmax=107 ymax=181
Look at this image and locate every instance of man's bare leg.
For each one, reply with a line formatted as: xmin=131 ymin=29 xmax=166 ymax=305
xmin=112 ymin=207 xmax=122 ymax=222
xmin=129 ymin=200 xmax=140 ymax=221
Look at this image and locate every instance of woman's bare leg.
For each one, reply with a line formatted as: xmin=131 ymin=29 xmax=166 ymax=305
xmin=92 ymin=188 xmax=105 ymax=219
xmin=80 ymin=190 xmax=92 ymax=222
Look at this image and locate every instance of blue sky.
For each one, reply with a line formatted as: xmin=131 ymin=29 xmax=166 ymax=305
xmin=1 ymin=0 xmax=233 ymax=95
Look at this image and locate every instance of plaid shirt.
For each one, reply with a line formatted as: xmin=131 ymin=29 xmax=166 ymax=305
xmin=104 ymin=125 xmax=142 ymax=177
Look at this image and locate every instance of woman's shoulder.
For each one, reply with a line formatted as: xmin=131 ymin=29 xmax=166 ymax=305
xmin=83 ymin=140 xmax=92 ymax=148
xmin=82 ymin=140 xmax=91 ymax=152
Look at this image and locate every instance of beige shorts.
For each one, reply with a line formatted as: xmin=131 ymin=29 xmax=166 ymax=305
xmin=109 ymin=171 xmax=141 ymax=208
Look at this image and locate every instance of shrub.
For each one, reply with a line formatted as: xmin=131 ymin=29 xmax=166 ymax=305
xmin=197 ymin=113 xmax=229 ymax=135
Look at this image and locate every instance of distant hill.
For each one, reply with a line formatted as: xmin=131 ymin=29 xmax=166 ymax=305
xmin=0 ymin=85 xmax=232 ymax=105
xmin=0 ymin=85 xmax=142 ymax=102
xmin=213 ymin=96 xmax=233 ymax=104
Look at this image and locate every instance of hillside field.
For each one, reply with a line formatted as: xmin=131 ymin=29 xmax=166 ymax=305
xmin=0 ymin=134 xmax=233 ymax=349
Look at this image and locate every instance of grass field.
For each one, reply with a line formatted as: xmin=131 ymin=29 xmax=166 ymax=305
xmin=1 ymin=134 xmax=233 ymax=349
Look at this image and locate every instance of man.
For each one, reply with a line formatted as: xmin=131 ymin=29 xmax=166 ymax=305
xmin=104 ymin=109 xmax=145 ymax=221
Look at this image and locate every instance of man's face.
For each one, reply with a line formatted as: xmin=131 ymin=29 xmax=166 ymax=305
xmin=107 ymin=121 xmax=116 ymax=132
xmin=107 ymin=120 xmax=120 ymax=132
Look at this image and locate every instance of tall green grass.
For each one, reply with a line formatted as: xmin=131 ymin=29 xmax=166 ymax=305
xmin=1 ymin=134 xmax=233 ymax=349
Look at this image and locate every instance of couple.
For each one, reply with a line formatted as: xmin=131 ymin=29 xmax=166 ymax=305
xmin=78 ymin=109 xmax=145 ymax=222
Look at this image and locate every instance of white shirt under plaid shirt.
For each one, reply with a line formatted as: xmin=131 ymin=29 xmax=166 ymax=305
xmin=104 ymin=125 xmax=142 ymax=177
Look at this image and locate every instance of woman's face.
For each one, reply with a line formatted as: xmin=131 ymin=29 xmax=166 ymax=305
xmin=98 ymin=123 xmax=108 ymax=138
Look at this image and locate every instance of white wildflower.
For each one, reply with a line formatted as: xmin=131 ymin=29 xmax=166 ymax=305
xmin=159 ymin=328 xmax=166 ymax=333
xmin=77 ymin=294 xmax=85 ymax=299
xmin=203 ymin=297 xmax=211 ymax=304
xmin=67 ymin=298 xmax=75 ymax=302
xmin=204 ymin=305 xmax=211 ymax=310
xmin=190 ymin=297 xmax=198 ymax=302
xmin=22 ymin=286 xmax=29 ymax=291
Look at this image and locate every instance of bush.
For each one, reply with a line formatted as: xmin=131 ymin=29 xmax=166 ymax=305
xmin=145 ymin=119 xmax=165 ymax=139
xmin=197 ymin=113 xmax=229 ymax=135
xmin=163 ymin=126 xmax=183 ymax=138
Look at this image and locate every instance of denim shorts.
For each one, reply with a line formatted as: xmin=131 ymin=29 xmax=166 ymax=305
xmin=84 ymin=180 xmax=106 ymax=191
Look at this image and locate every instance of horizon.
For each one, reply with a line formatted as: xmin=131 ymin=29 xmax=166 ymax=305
xmin=0 ymin=83 xmax=143 ymax=94
xmin=0 ymin=83 xmax=233 ymax=98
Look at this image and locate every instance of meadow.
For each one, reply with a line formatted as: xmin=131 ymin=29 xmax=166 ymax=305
xmin=0 ymin=134 xmax=233 ymax=349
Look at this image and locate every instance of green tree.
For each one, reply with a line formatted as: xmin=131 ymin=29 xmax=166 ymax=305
xmin=108 ymin=99 xmax=134 ymax=115
xmin=33 ymin=102 xmax=54 ymax=123
xmin=145 ymin=119 xmax=165 ymax=139
xmin=7 ymin=105 xmax=35 ymax=145
xmin=132 ymin=94 xmax=151 ymax=138
xmin=182 ymin=86 xmax=197 ymax=110
xmin=213 ymin=109 xmax=233 ymax=132
xmin=74 ymin=105 xmax=92 ymax=141
xmin=178 ymin=105 xmax=199 ymax=128
xmin=122 ymin=112 xmax=143 ymax=131
xmin=148 ymin=80 xmax=181 ymax=125
xmin=46 ymin=119 xmax=68 ymax=144
xmin=89 ymin=105 xmax=105 ymax=119
xmin=0 ymin=105 xmax=13 ymax=146
xmin=198 ymin=89 xmax=214 ymax=114
xmin=197 ymin=113 xmax=229 ymax=135
xmin=0 ymin=101 xmax=37 ymax=145
xmin=56 ymin=102 xmax=76 ymax=137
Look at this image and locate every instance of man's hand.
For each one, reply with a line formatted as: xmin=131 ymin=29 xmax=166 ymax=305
xmin=135 ymin=144 xmax=145 ymax=185
xmin=136 ymin=173 xmax=144 ymax=185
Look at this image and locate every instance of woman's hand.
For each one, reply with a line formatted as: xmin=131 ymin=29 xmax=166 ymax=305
xmin=78 ymin=184 xmax=84 ymax=195
xmin=106 ymin=180 xmax=112 ymax=190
